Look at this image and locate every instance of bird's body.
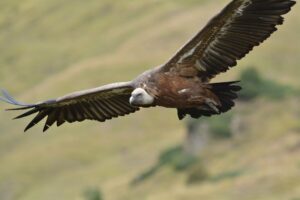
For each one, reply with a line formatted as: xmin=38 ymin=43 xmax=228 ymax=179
xmin=0 ymin=0 xmax=296 ymax=132
xmin=133 ymin=68 xmax=218 ymax=109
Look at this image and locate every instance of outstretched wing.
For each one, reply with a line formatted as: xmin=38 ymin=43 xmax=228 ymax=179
xmin=0 ymin=82 xmax=139 ymax=132
xmin=161 ymin=0 xmax=296 ymax=80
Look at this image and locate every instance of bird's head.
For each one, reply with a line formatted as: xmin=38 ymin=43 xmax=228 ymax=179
xmin=130 ymin=88 xmax=154 ymax=107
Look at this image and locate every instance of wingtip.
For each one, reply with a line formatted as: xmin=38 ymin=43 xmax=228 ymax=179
xmin=6 ymin=107 xmax=35 ymax=111
xmin=24 ymin=123 xmax=35 ymax=132
xmin=43 ymin=124 xmax=50 ymax=132
xmin=24 ymin=123 xmax=30 ymax=132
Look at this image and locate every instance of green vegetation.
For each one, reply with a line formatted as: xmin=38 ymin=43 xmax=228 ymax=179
xmin=186 ymin=162 xmax=209 ymax=185
xmin=0 ymin=0 xmax=300 ymax=200
xmin=159 ymin=146 xmax=197 ymax=172
xmin=239 ymin=68 xmax=296 ymax=101
xmin=239 ymin=68 xmax=262 ymax=100
xmin=209 ymin=113 xmax=233 ymax=139
xmin=83 ymin=187 xmax=103 ymax=200
xmin=186 ymin=112 xmax=233 ymax=140
xmin=209 ymin=169 xmax=244 ymax=183
xmin=132 ymin=146 xmax=198 ymax=185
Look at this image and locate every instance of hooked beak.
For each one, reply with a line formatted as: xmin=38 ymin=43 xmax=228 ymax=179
xmin=129 ymin=96 xmax=136 ymax=106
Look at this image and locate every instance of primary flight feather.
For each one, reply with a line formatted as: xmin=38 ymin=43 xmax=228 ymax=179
xmin=0 ymin=0 xmax=296 ymax=132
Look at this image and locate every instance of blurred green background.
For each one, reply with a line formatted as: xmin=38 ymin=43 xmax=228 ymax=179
xmin=0 ymin=0 xmax=300 ymax=199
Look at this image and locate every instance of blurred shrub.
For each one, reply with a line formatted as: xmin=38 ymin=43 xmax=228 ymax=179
xmin=208 ymin=113 xmax=233 ymax=139
xmin=159 ymin=146 xmax=197 ymax=171
xmin=131 ymin=164 xmax=161 ymax=185
xmin=132 ymin=145 xmax=199 ymax=185
xmin=186 ymin=162 xmax=209 ymax=185
xmin=239 ymin=68 xmax=262 ymax=100
xmin=174 ymin=155 xmax=198 ymax=171
xmin=188 ymin=168 xmax=243 ymax=185
xmin=239 ymin=67 xmax=295 ymax=101
xmin=260 ymin=79 xmax=295 ymax=99
xmin=186 ymin=112 xmax=233 ymax=140
xmin=209 ymin=169 xmax=243 ymax=183
xmin=83 ymin=187 xmax=103 ymax=200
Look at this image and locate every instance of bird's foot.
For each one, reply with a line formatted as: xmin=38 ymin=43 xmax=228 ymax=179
xmin=205 ymin=99 xmax=220 ymax=114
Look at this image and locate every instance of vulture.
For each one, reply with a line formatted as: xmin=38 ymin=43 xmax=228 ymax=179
xmin=0 ymin=0 xmax=296 ymax=132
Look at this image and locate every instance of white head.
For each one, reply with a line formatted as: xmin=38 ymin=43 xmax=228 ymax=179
xmin=129 ymin=88 xmax=154 ymax=106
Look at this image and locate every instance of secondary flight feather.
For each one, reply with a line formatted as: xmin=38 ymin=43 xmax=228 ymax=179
xmin=0 ymin=0 xmax=296 ymax=132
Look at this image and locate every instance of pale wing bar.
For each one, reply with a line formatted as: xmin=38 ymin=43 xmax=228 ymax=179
xmin=1 ymin=82 xmax=139 ymax=132
xmin=164 ymin=0 xmax=296 ymax=79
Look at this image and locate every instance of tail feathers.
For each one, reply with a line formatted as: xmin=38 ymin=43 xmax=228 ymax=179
xmin=177 ymin=108 xmax=216 ymax=120
xmin=177 ymin=81 xmax=241 ymax=120
xmin=210 ymin=81 xmax=241 ymax=113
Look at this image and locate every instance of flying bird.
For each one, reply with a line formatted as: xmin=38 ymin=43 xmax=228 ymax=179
xmin=0 ymin=0 xmax=296 ymax=132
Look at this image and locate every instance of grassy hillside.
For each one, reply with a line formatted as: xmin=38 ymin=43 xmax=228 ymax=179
xmin=0 ymin=0 xmax=299 ymax=199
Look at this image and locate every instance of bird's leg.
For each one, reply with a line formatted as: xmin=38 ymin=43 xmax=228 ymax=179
xmin=204 ymin=98 xmax=220 ymax=114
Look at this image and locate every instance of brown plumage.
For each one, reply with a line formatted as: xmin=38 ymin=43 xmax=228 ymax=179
xmin=0 ymin=0 xmax=296 ymax=132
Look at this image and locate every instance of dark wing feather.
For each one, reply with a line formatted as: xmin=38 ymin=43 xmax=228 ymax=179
xmin=1 ymin=82 xmax=139 ymax=132
xmin=161 ymin=0 xmax=296 ymax=80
